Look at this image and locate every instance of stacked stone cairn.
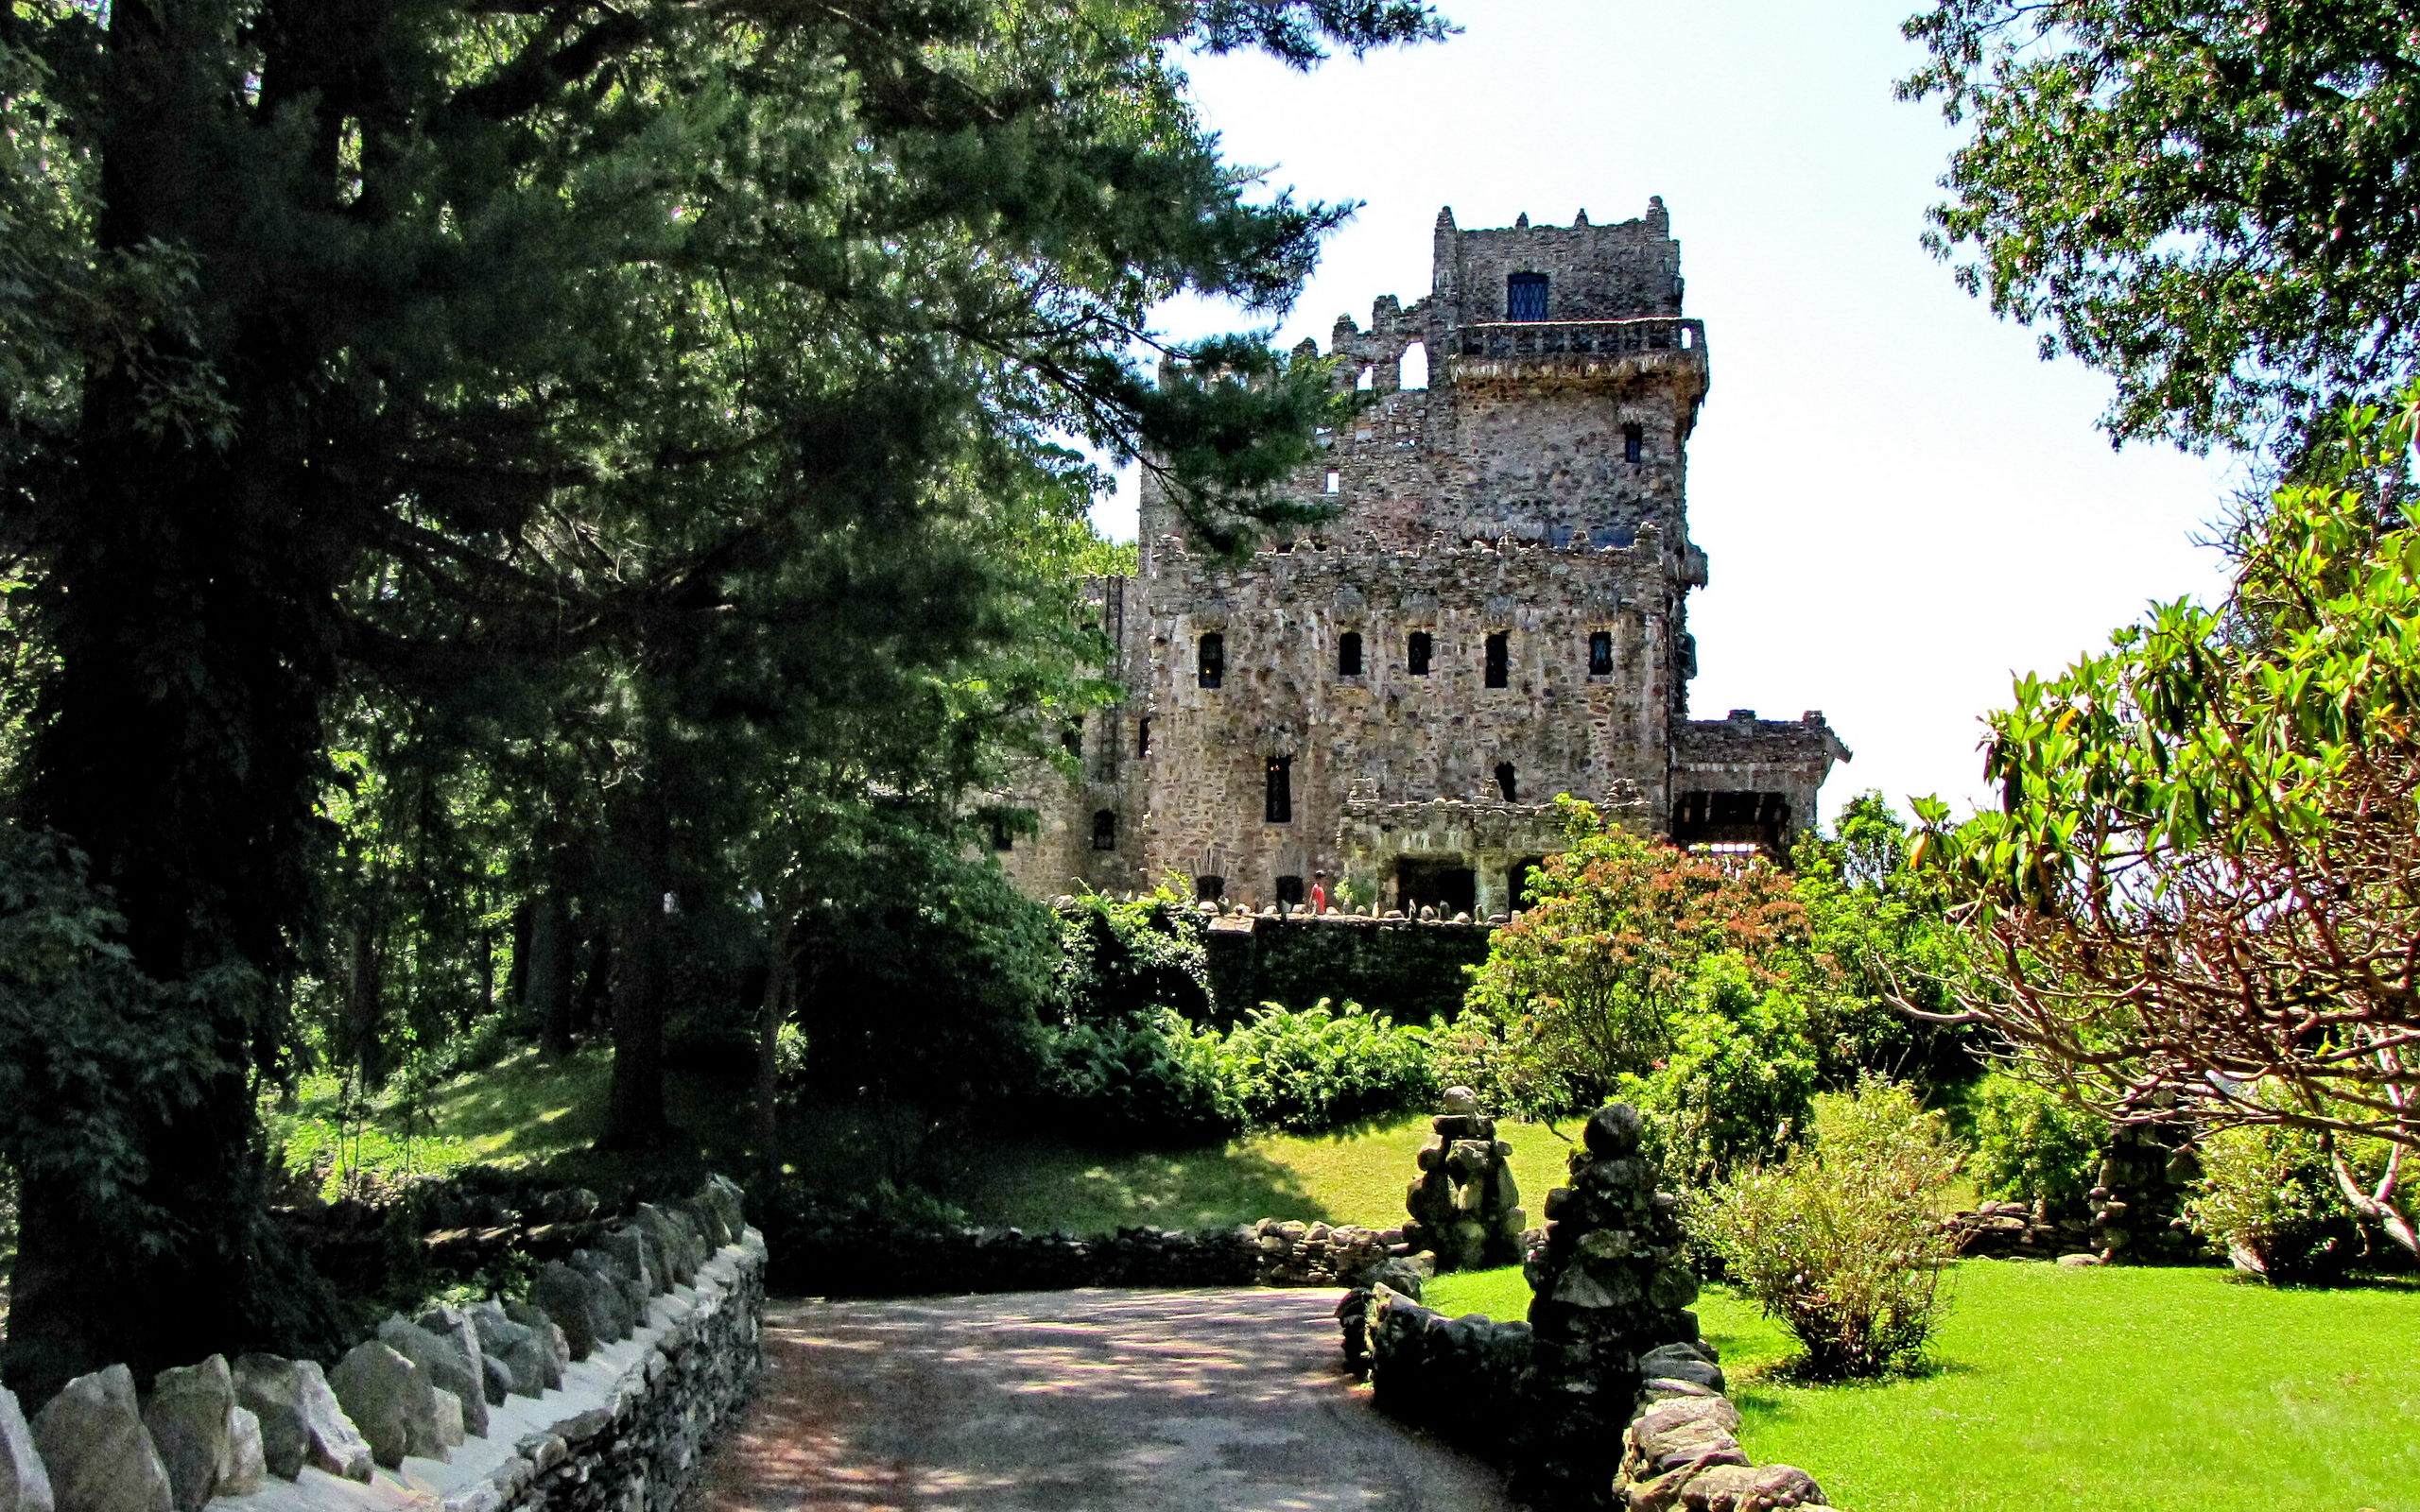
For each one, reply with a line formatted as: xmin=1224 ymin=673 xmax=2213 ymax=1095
xmin=1519 ymin=1104 xmax=1827 ymax=1512
xmin=1403 ymin=1087 xmax=1526 ymax=1271
xmin=0 ymin=1175 xmax=755 ymax=1512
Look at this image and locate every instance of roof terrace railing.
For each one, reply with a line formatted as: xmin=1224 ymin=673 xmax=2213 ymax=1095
xmin=1451 ymin=317 xmax=1705 ymax=361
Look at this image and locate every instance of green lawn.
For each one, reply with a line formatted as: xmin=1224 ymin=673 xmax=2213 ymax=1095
xmin=1429 ymin=1260 xmax=2420 ymax=1512
xmin=278 ymin=1044 xmax=1587 ymax=1236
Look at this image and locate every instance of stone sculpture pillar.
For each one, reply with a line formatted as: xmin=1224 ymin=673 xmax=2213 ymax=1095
xmin=1402 ymin=1087 xmax=1527 ymax=1271
xmin=1515 ymin=1102 xmax=1714 ymax=1511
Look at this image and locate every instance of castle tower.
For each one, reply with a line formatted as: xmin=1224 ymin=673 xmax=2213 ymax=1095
xmin=1006 ymin=202 xmax=1848 ymax=914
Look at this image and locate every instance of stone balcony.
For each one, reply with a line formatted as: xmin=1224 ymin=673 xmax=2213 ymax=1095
xmin=1444 ymin=317 xmax=1708 ymax=388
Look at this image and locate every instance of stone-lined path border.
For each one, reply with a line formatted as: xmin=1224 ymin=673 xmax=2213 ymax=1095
xmin=682 ymin=1288 xmax=1512 ymax=1512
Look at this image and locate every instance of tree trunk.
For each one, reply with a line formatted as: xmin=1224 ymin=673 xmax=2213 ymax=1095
xmin=347 ymin=919 xmax=385 ymax=1086
xmin=601 ymin=795 xmax=673 ymax=1151
xmin=527 ymin=885 xmax=577 ymax=1055
xmin=0 ymin=0 xmax=352 ymax=1404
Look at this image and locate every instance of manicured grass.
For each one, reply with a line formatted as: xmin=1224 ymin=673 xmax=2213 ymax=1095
xmin=1426 ymin=1260 xmax=2420 ymax=1512
xmin=924 ymin=1111 xmax=1582 ymax=1234
xmin=281 ymin=1044 xmax=1588 ymax=1237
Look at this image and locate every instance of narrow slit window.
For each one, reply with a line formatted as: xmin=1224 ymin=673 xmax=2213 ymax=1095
xmin=1495 ymin=763 xmax=1518 ymax=802
xmin=1624 ymin=423 xmax=1644 ymax=463
xmin=1588 ymin=629 xmax=1614 ymax=677
xmin=1408 ymin=630 xmax=1432 ymax=676
xmin=1198 ymin=631 xmax=1224 ymax=689
xmin=1324 ymin=469 xmax=1341 ymax=495
xmin=1137 ymin=716 xmax=1152 ymax=757
xmin=1484 ymin=631 xmax=1510 ymax=688
xmin=1091 ymin=810 xmax=1117 ymax=850
xmin=1062 ymin=716 xmax=1083 ymax=757
xmin=1507 ymin=272 xmax=1549 ymax=322
xmin=1265 ymin=755 xmax=1293 ymax=823
xmin=1339 ymin=630 xmax=1363 ymax=677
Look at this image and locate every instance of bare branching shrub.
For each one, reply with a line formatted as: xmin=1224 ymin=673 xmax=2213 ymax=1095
xmin=1703 ymin=1078 xmax=1960 ymax=1379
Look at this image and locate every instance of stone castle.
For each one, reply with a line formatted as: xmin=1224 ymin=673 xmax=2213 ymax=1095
xmin=1004 ymin=200 xmax=1848 ymax=916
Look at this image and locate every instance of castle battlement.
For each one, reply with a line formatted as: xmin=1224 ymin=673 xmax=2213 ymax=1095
xmin=1002 ymin=203 xmax=1845 ymax=914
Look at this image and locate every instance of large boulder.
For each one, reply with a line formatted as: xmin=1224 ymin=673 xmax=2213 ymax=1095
xmin=429 ymin=1390 xmax=464 ymax=1451
xmin=633 ymin=1204 xmax=704 ymax=1284
xmin=378 ymin=1314 xmax=488 ymax=1438
xmin=499 ymin=1299 xmax=572 ymax=1384
xmin=697 ymin=1175 xmax=746 ymax=1241
xmin=596 ymin=1228 xmax=662 ymax=1301
xmin=231 ymin=1356 xmax=372 ymax=1483
xmin=0 ymin=1386 xmax=55 ymax=1512
xmin=142 ymin=1357 xmax=264 ymax=1511
xmin=416 ymin=1304 xmax=503 ymax=1409
xmin=326 ymin=1342 xmax=444 ymax=1468
xmin=30 ymin=1366 xmax=172 ymax=1512
xmin=530 ymin=1265 xmax=609 ymax=1359
xmin=466 ymin=1303 xmax=548 ymax=1397
xmin=567 ymin=1250 xmax=640 ymax=1337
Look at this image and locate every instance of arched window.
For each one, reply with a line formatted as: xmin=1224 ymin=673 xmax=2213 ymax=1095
xmin=1484 ymin=631 xmax=1510 ymax=688
xmin=1091 ymin=810 xmax=1117 ymax=850
xmin=1195 ymin=874 xmax=1225 ymax=902
xmin=1265 ymin=755 xmax=1293 ymax=823
xmin=1495 ymin=763 xmax=1518 ymax=802
xmin=1507 ymin=272 xmax=1549 ymax=321
xmin=1399 ymin=341 xmax=1429 ymax=390
xmin=1355 ymin=364 xmax=1374 ymax=391
xmin=1339 ymin=630 xmax=1363 ymax=677
xmin=1198 ymin=632 xmax=1224 ymax=689
xmin=1588 ymin=629 xmax=1614 ymax=677
xmin=1624 ymin=422 xmax=1645 ymax=463
xmin=1408 ymin=630 xmax=1432 ymax=676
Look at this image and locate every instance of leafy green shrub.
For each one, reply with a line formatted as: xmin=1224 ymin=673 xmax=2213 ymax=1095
xmin=1966 ymin=1071 xmax=2108 ymax=1219
xmin=1055 ymin=891 xmax=1211 ymax=1023
xmin=1620 ymin=954 xmax=1818 ymax=1190
xmin=2185 ymin=1117 xmax=2364 ymax=1282
xmin=1703 ymin=1077 xmax=1962 ymax=1379
xmin=1037 ymin=1009 xmax=1240 ymax=1143
xmin=1447 ymin=799 xmax=1808 ymax=1117
xmin=1218 ymin=999 xmax=1437 ymax=1132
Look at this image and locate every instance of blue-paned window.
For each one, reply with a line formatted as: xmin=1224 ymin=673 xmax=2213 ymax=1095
xmin=1507 ymin=272 xmax=1548 ymax=321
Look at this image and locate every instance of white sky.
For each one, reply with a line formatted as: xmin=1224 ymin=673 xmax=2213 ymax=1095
xmin=1102 ymin=0 xmax=2244 ymax=825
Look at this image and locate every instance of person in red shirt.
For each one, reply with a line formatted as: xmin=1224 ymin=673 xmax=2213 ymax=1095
xmin=1309 ymin=870 xmax=1328 ymax=916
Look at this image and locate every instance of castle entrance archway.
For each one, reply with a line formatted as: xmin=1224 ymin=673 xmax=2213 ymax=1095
xmin=1395 ymin=856 xmax=1477 ymax=918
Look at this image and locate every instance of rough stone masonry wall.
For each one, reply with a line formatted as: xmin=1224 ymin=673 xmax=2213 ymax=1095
xmin=1122 ymin=535 xmax=1683 ymax=906
xmin=0 ymin=1178 xmax=762 ymax=1512
xmin=1201 ymin=912 xmax=1496 ymax=1022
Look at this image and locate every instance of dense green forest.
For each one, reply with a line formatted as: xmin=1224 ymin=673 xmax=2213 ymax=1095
xmin=0 ymin=0 xmax=1447 ymax=1400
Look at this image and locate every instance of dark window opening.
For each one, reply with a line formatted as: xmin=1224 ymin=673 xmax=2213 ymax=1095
xmin=990 ymin=817 xmax=1015 ymax=851
xmin=1485 ymin=631 xmax=1509 ymax=688
xmin=1624 ymin=423 xmax=1644 ymax=463
xmin=1137 ymin=716 xmax=1151 ymax=757
xmin=1396 ymin=857 xmax=1477 ymax=918
xmin=1091 ymin=810 xmax=1117 ymax=850
xmin=1507 ymin=272 xmax=1549 ymax=322
xmin=1339 ymin=630 xmax=1363 ymax=677
xmin=1588 ymin=629 xmax=1614 ymax=677
xmin=1510 ymin=855 xmax=1548 ymax=912
xmin=1408 ymin=630 xmax=1432 ymax=676
xmin=1495 ymin=762 xmax=1518 ymax=802
xmin=1195 ymin=874 xmax=1225 ymax=902
xmin=1276 ymin=874 xmax=1305 ymax=906
xmin=1198 ymin=632 xmax=1224 ymax=689
xmin=1265 ymin=754 xmax=1293 ymax=823
xmin=1062 ymin=717 xmax=1082 ymax=758
xmin=1671 ymin=789 xmax=1795 ymax=858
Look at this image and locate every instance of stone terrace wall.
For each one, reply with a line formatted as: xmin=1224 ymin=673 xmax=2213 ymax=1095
xmin=0 ymin=1179 xmax=762 ymax=1512
xmin=1201 ymin=912 xmax=1495 ymax=1022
